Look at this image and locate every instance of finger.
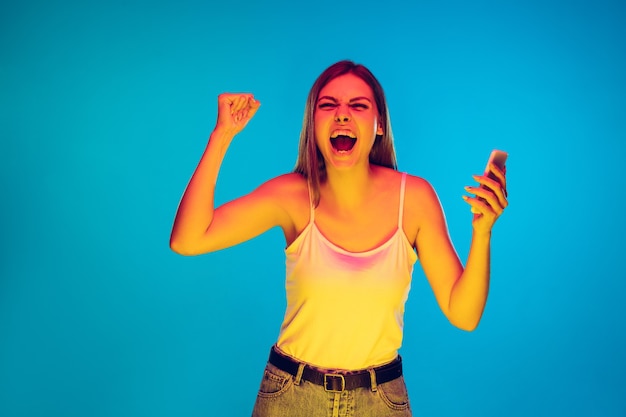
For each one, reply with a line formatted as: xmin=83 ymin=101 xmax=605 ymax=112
xmin=235 ymin=97 xmax=259 ymax=121
xmin=462 ymin=195 xmax=492 ymax=215
xmin=232 ymin=96 xmax=246 ymax=114
xmin=465 ymin=186 xmax=497 ymax=208
xmin=464 ymin=187 xmax=504 ymax=216
xmin=468 ymin=181 xmax=507 ymax=210
xmin=473 ymin=173 xmax=497 ymax=189
xmin=487 ymin=163 xmax=507 ymax=191
xmin=473 ymin=174 xmax=504 ymax=198
xmin=229 ymin=96 xmax=241 ymax=114
xmin=247 ymin=97 xmax=260 ymax=113
xmin=247 ymin=99 xmax=261 ymax=119
xmin=239 ymin=95 xmax=256 ymax=114
xmin=239 ymin=100 xmax=254 ymax=121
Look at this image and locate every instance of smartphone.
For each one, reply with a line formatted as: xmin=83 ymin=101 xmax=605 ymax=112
xmin=484 ymin=149 xmax=508 ymax=182
xmin=478 ymin=150 xmax=507 ymax=202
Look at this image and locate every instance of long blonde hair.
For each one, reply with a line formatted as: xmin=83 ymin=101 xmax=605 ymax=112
xmin=294 ymin=60 xmax=397 ymax=206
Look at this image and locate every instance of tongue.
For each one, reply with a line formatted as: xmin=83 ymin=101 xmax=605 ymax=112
xmin=331 ymin=135 xmax=356 ymax=151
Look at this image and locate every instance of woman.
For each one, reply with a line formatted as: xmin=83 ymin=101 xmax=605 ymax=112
xmin=170 ymin=60 xmax=507 ymax=417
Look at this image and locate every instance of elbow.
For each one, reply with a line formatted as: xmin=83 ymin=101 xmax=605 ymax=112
xmin=454 ymin=321 xmax=479 ymax=332
xmin=169 ymin=237 xmax=200 ymax=256
xmin=445 ymin=299 xmax=484 ymax=332
xmin=448 ymin=315 xmax=481 ymax=332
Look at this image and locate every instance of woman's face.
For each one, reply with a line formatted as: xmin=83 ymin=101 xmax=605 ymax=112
xmin=314 ymin=73 xmax=383 ymax=171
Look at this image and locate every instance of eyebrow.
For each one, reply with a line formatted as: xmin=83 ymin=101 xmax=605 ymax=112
xmin=317 ymin=96 xmax=373 ymax=103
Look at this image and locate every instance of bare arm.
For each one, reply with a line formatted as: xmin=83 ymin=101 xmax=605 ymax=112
xmin=170 ymin=93 xmax=288 ymax=255
xmin=412 ymin=163 xmax=508 ymax=331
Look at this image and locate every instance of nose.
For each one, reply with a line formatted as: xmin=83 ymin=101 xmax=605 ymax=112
xmin=334 ymin=105 xmax=351 ymax=123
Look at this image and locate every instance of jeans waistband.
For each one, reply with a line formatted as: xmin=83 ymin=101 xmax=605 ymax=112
xmin=268 ymin=346 xmax=402 ymax=392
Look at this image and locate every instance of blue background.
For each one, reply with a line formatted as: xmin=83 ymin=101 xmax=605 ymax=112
xmin=2 ymin=0 xmax=625 ymax=416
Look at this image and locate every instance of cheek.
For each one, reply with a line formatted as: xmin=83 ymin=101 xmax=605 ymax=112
xmin=354 ymin=114 xmax=378 ymax=132
xmin=314 ymin=110 xmax=331 ymax=124
xmin=313 ymin=130 xmax=321 ymax=146
xmin=313 ymin=114 xmax=331 ymax=136
xmin=312 ymin=124 xmax=325 ymax=147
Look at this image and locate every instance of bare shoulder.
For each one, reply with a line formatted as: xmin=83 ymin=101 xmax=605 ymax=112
xmin=371 ymin=167 xmax=439 ymax=207
xmin=404 ymin=174 xmax=439 ymax=202
xmin=259 ymin=172 xmax=308 ymax=200
xmin=265 ymin=172 xmax=307 ymax=186
xmin=405 ymin=174 xmax=446 ymax=219
xmin=402 ymin=173 xmax=447 ymax=245
xmin=374 ymin=167 xmax=435 ymax=194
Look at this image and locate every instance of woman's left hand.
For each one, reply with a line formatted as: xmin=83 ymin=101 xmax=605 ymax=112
xmin=462 ymin=163 xmax=508 ymax=234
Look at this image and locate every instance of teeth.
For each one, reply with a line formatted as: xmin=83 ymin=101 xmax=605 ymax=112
xmin=330 ymin=130 xmax=356 ymax=139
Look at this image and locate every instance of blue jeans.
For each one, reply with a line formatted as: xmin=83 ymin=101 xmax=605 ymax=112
xmin=251 ymin=361 xmax=412 ymax=417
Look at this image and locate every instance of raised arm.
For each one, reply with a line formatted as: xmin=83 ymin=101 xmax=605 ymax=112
xmin=170 ymin=93 xmax=289 ymax=255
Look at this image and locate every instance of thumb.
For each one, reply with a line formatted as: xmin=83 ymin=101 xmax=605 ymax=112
xmin=218 ymin=94 xmax=234 ymax=112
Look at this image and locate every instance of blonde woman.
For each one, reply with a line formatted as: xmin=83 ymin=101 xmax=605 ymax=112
xmin=170 ymin=60 xmax=508 ymax=417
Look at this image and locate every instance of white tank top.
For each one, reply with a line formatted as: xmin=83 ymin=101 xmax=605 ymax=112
xmin=276 ymin=172 xmax=418 ymax=370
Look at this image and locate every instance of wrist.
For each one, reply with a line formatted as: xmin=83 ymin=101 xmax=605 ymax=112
xmin=208 ymin=126 xmax=237 ymax=152
xmin=471 ymin=229 xmax=492 ymax=242
xmin=212 ymin=125 xmax=238 ymax=139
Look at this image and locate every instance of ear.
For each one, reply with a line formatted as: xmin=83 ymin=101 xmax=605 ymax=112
xmin=376 ymin=122 xmax=384 ymax=136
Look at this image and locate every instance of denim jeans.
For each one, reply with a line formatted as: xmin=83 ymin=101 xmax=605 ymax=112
xmin=251 ymin=361 xmax=412 ymax=417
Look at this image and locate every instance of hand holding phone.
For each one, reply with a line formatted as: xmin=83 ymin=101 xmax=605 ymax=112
xmin=484 ymin=150 xmax=508 ymax=183
xmin=463 ymin=150 xmax=509 ymax=224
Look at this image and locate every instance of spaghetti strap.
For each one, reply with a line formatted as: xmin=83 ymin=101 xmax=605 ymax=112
xmin=398 ymin=172 xmax=407 ymax=227
xmin=307 ymin=181 xmax=315 ymax=222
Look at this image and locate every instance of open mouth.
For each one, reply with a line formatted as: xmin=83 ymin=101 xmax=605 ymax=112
xmin=330 ymin=135 xmax=357 ymax=152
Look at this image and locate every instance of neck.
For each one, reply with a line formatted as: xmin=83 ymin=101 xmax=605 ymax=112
xmin=322 ymin=164 xmax=375 ymax=209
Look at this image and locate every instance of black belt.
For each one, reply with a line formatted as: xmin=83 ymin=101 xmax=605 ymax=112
xmin=268 ymin=346 xmax=403 ymax=392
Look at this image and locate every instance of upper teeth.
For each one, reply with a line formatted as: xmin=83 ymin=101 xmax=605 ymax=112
xmin=330 ymin=130 xmax=356 ymax=138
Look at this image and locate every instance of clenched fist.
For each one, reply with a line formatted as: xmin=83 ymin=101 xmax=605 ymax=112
xmin=215 ymin=93 xmax=261 ymax=135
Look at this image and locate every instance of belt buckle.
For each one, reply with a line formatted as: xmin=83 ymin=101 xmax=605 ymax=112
xmin=324 ymin=373 xmax=346 ymax=392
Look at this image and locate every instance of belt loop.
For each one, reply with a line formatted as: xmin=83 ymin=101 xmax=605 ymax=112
xmin=368 ymin=368 xmax=378 ymax=392
xmin=294 ymin=363 xmax=305 ymax=386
